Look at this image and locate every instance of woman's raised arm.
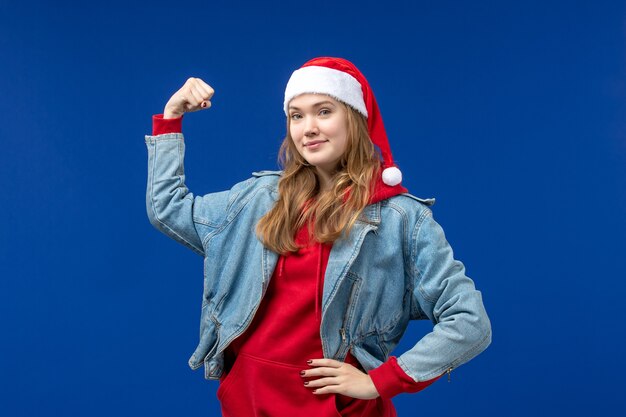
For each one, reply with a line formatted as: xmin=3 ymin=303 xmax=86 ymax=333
xmin=145 ymin=78 xmax=229 ymax=256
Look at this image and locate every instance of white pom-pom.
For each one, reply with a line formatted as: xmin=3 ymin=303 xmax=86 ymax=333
xmin=382 ymin=167 xmax=402 ymax=186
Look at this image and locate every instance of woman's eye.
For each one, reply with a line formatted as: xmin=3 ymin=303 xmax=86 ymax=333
xmin=319 ymin=109 xmax=331 ymax=116
xmin=290 ymin=113 xmax=302 ymax=120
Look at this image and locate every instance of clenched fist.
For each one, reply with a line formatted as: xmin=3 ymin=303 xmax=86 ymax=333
xmin=163 ymin=77 xmax=215 ymax=119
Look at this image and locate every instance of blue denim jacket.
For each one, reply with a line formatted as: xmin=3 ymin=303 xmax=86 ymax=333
xmin=145 ymin=133 xmax=492 ymax=382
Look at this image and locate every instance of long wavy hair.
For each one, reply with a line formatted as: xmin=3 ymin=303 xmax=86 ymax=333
xmin=256 ymin=101 xmax=381 ymax=254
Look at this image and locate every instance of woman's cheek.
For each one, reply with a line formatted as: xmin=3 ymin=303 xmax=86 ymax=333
xmin=290 ymin=126 xmax=304 ymax=146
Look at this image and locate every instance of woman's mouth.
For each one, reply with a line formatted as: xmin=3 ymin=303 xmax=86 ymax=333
xmin=304 ymin=140 xmax=327 ymax=149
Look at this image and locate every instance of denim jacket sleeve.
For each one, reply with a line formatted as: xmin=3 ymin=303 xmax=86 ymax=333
xmin=145 ymin=133 xmax=231 ymax=256
xmin=399 ymin=209 xmax=492 ymax=381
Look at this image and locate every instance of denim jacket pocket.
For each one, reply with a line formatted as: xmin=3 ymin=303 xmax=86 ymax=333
xmin=358 ymin=333 xmax=387 ymax=362
xmin=334 ymin=273 xmax=362 ymax=360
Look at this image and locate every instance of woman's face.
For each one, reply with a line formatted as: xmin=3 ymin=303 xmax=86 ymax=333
xmin=288 ymin=94 xmax=349 ymax=179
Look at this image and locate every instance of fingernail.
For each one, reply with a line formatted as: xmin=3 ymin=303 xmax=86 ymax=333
xmin=303 ymin=381 xmax=309 ymax=386
xmin=307 ymin=360 xmax=312 ymax=364
xmin=300 ymin=371 xmax=305 ymax=376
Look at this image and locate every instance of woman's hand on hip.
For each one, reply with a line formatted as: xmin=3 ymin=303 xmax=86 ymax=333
xmin=163 ymin=77 xmax=214 ymax=119
xmin=301 ymin=358 xmax=380 ymax=400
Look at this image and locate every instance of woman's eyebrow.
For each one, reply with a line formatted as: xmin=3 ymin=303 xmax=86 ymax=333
xmin=288 ymin=100 xmax=336 ymax=111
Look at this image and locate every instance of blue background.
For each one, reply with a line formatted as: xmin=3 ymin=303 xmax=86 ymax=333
xmin=1 ymin=1 xmax=625 ymax=416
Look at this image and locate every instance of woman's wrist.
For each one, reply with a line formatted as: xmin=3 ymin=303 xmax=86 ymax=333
xmin=163 ymin=108 xmax=183 ymax=119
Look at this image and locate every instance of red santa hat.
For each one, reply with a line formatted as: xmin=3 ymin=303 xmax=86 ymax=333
xmin=284 ymin=57 xmax=404 ymax=187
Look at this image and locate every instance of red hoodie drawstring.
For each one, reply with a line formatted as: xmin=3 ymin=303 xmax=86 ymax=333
xmin=315 ymin=242 xmax=322 ymax=322
xmin=278 ymin=256 xmax=285 ymax=280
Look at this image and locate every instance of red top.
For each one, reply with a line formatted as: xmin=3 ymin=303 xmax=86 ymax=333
xmin=152 ymin=114 xmax=442 ymax=400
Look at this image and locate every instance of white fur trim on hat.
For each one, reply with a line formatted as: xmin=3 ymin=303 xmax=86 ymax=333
xmin=382 ymin=166 xmax=402 ymax=186
xmin=284 ymin=66 xmax=368 ymax=117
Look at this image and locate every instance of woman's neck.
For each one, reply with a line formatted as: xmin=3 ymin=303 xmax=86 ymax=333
xmin=315 ymin=167 xmax=333 ymax=192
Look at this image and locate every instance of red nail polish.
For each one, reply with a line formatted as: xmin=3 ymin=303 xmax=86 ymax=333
xmin=300 ymin=371 xmax=305 ymax=376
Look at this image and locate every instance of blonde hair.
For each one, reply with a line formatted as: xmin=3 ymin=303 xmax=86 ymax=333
xmin=256 ymin=102 xmax=381 ymax=253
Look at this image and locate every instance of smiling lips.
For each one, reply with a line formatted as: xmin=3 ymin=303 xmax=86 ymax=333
xmin=304 ymin=140 xmax=328 ymax=147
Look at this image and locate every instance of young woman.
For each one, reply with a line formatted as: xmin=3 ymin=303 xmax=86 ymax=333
xmin=145 ymin=57 xmax=491 ymax=416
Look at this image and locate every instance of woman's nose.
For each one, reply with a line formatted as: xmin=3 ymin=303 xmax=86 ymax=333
xmin=304 ymin=117 xmax=319 ymax=137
